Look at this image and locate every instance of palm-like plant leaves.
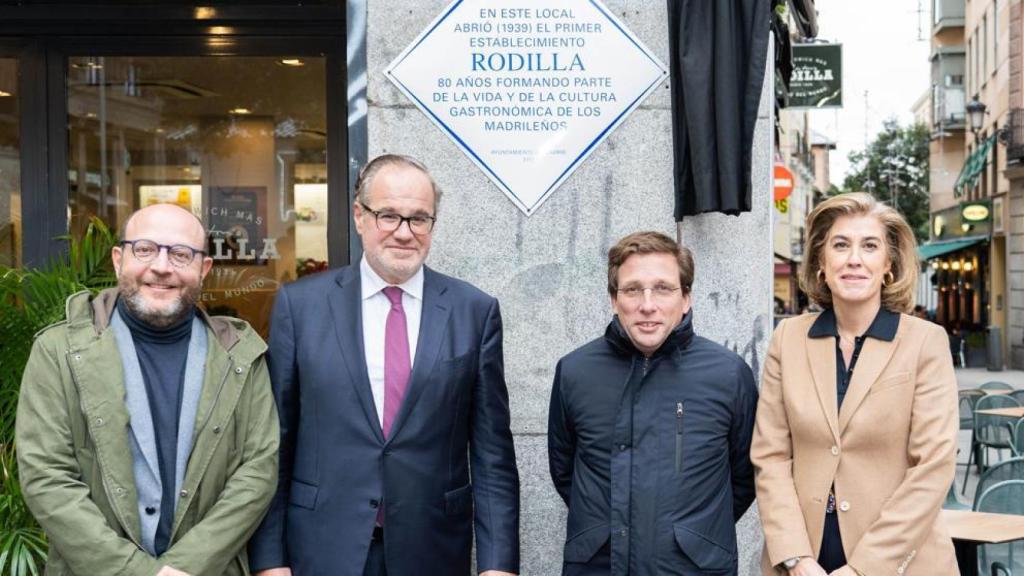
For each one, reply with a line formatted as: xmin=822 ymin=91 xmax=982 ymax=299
xmin=0 ymin=218 xmax=117 ymax=575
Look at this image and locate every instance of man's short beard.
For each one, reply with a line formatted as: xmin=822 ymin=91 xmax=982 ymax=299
xmin=119 ymin=280 xmax=200 ymax=328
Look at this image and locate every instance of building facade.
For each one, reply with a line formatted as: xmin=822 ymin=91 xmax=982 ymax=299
xmin=923 ymin=0 xmax=1013 ymax=367
xmin=1003 ymin=0 xmax=1024 ymax=369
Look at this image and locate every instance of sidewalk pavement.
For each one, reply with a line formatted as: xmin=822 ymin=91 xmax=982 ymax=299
xmin=956 ymin=367 xmax=1024 ymax=389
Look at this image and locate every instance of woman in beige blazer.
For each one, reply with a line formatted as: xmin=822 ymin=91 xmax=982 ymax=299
xmin=752 ymin=193 xmax=959 ymax=576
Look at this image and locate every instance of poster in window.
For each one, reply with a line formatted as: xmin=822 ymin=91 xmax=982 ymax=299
xmin=207 ymin=186 xmax=269 ymax=266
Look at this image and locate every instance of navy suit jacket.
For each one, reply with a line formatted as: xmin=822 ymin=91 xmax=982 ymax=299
xmin=249 ymin=265 xmax=520 ymax=576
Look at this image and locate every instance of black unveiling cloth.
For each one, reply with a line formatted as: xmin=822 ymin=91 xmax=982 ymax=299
xmin=116 ymin=298 xmax=194 ymax=555
xmin=667 ymin=0 xmax=771 ymax=218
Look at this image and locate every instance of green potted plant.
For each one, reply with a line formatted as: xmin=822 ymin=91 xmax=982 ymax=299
xmin=0 ymin=217 xmax=117 ymax=576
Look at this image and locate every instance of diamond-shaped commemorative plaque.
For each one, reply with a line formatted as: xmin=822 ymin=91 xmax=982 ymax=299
xmin=386 ymin=0 xmax=668 ymax=215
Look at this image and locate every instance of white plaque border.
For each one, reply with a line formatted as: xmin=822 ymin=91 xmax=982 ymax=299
xmin=386 ymin=0 xmax=668 ymax=215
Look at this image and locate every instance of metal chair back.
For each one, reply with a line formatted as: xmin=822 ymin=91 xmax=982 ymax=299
xmin=944 ymin=481 xmax=969 ymax=510
xmin=973 ymin=395 xmax=1021 ymax=474
xmin=975 ymin=395 xmax=1021 ymax=444
xmin=975 ymin=480 xmax=1024 ymax=575
xmin=974 ymin=457 xmax=1024 ymax=509
xmin=1015 ymin=419 xmax=1024 ymax=458
xmin=980 ymin=381 xmax=1015 ymax=391
xmin=1010 ymin=389 xmax=1024 ymax=406
xmin=960 ymin=389 xmax=986 ymax=431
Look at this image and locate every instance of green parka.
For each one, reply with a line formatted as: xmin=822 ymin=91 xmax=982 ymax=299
xmin=16 ymin=289 xmax=279 ymax=576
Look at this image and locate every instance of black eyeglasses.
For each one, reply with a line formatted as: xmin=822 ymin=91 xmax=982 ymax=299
xmin=120 ymin=239 xmax=207 ymax=268
xmin=359 ymin=202 xmax=436 ymax=234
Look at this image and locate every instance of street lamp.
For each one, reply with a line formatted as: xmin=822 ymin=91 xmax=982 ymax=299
xmin=966 ymin=98 xmax=987 ymax=135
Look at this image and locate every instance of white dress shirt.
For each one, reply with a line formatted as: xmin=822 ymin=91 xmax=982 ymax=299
xmin=360 ymin=256 xmax=423 ymax=428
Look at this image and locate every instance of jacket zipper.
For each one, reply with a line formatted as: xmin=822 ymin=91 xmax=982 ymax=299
xmin=641 ymin=356 xmax=649 ymax=377
xmin=675 ymin=402 xmax=684 ymax=474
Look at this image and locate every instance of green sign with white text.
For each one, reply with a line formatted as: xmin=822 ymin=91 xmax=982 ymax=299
xmin=789 ymin=44 xmax=842 ymax=109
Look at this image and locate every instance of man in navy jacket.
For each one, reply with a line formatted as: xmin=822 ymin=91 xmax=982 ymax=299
xmin=548 ymin=231 xmax=757 ymax=576
xmin=250 ymin=154 xmax=520 ymax=576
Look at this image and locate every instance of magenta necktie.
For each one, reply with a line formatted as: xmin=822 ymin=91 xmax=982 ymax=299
xmin=381 ymin=286 xmax=410 ymax=439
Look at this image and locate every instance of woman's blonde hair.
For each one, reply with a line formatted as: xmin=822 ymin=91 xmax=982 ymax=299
xmin=798 ymin=192 xmax=918 ymax=313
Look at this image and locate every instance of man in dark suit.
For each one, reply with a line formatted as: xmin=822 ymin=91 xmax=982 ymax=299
xmin=249 ymin=154 xmax=520 ymax=576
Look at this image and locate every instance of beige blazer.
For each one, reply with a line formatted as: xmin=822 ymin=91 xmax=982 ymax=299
xmin=751 ymin=312 xmax=959 ymax=576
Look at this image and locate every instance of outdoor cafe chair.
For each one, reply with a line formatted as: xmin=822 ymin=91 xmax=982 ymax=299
xmin=1011 ymin=389 xmax=1024 ymax=406
xmin=945 ymin=480 xmax=970 ymax=511
xmin=972 ymin=457 xmax=1024 ymax=510
xmin=964 ymin=395 xmax=1022 ymax=494
xmin=961 ymin=389 xmax=987 ymax=466
xmin=962 ymin=389 xmax=987 ymax=429
xmin=992 ymin=562 xmax=1012 ymax=576
xmin=981 ymin=381 xmax=1016 ymax=391
xmin=1014 ymin=419 xmax=1024 ymax=458
xmin=975 ymin=479 xmax=1024 ymax=576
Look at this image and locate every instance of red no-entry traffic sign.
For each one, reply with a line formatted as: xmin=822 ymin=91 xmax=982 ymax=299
xmin=774 ymin=163 xmax=794 ymax=202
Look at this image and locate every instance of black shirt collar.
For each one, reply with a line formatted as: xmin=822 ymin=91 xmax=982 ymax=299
xmin=807 ymin=306 xmax=899 ymax=342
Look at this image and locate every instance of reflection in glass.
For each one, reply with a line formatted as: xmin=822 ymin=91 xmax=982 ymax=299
xmin=68 ymin=56 xmax=328 ymax=335
xmin=0 ymin=58 xmax=20 ymax=268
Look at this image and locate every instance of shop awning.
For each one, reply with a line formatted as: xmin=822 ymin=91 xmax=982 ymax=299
xmin=954 ymin=136 xmax=996 ymax=196
xmin=917 ymin=235 xmax=988 ymax=260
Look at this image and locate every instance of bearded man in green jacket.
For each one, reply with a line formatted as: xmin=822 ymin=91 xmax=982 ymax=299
xmin=16 ymin=203 xmax=279 ymax=576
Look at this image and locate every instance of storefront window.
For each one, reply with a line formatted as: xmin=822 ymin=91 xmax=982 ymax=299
xmin=68 ymin=56 xmax=328 ymax=335
xmin=0 ymin=58 xmax=19 ymax=268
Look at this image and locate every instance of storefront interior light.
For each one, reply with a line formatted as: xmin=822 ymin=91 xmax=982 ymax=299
xmin=964 ymin=262 xmax=974 ymax=272
xmin=70 ymin=61 xmax=103 ymax=70
xmin=0 ymin=90 xmax=10 ymax=98
xmin=280 ymin=59 xmax=305 ymax=67
xmin=228 ymin=107 xmax=252 ymax=115
xmin=965 ymin=283 xmax=972 ymax=290
xmin=952 ymin=261 xmax=961 ymax=271
xmin=941 ymin=261 xmax=950 ymax=270
xmin=931 ymin=260 xmax=940 ymax=269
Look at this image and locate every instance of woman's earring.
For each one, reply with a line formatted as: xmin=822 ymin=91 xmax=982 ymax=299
xmin=884 ymin=271 xmax=894 ymax=286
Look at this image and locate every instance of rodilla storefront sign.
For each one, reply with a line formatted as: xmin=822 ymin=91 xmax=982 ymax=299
xmin=386 ymin=0 xmax=667 ymax=215
xmin=789 ymin=43 xmax=842 ymax=109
